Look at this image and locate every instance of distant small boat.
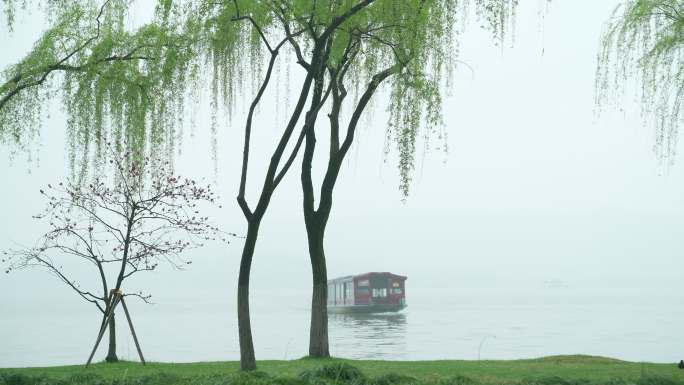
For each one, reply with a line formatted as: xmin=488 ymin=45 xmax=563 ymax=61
xmin=543 ymin=279 xmax=567 ymax=289
xmin=327 ymin=272 xmax=407 ymax=313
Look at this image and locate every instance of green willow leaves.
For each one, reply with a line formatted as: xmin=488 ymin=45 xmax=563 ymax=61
xmin=597 ymin=0 xmax=684 ymax=161
xmin=1 ymin=0 xmax=518 ymax=195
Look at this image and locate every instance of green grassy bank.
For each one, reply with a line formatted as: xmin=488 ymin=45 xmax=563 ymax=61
xmin=1 ymin=355 xmax=683 ymax=385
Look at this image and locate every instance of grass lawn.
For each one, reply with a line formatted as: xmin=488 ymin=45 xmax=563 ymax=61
xmin=1 ymin=355 xmax=683 ymax=384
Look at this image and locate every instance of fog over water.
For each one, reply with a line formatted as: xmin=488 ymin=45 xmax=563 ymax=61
xmin=1 ymin=0 xmax=683 ymax=368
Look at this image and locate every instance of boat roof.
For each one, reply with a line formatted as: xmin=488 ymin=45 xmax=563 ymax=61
xmin=328 ymin=272 xmax=407 ymax=283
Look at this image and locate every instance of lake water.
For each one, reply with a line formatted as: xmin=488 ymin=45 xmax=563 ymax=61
xmin=1 ymin=286 xmax=682 ymax=368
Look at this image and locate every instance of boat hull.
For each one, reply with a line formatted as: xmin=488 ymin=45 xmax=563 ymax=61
xmin=327 ymin=304 xmax=406 ymax=313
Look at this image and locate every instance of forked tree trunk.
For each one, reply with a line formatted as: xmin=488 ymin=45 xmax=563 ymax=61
xmin=305 ymin=219 xmax=330 ymax=357
xmin=237 ymin=220 xmax=261 ymax=371
xmin=300 ymin=69 xmax=332 ymax=358
xmin=301 ymin=62 xmax=394 ymax=357
xmin=105 ymin=315 xmax=118 ymax=362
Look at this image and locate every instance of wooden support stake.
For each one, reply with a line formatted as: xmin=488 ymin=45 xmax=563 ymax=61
xmin=85 ymin=295 xmax=120 ymax=367
xmin=119 ymin=296 xmax=146 ymax=365
xmin=92 ymin=295 xmax=115 ymax=349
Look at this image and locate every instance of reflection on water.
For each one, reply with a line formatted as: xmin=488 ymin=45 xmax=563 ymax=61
xmin=329 ymin=312 xmax=407 ymax=359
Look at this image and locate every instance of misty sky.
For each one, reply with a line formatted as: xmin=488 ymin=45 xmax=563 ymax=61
xmin=1 ymin=0 xmax=683 ymax=311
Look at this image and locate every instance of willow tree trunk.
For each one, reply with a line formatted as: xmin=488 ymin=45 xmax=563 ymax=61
xmin=301 ymin=61 xmax=396 ymax=357
xmin=305 ymin=216 xmax=330 ymax=357
xmin=105 ymin=315 xmax=118 ymax=362
xmin=237 ymin=220 xmax=261 ymax=371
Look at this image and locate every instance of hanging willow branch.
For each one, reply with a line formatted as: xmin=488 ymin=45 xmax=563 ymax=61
xmin=2 ymin=0 xmax=518 ymax=195
xmin=597 ymin=0 xmax=684 ymax=162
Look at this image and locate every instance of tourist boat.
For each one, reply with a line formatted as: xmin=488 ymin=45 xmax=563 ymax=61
xmin=327 ymin=272 xmax=407 ymax=313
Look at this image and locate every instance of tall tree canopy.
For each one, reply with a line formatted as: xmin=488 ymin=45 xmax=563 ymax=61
xmin=1 ymin=0 xmax=517 ymax=192
xmin=597 ymin=0 xmax=684 ymax=161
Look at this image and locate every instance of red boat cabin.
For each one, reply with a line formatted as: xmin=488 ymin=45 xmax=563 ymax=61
xmin=327 ymin=272 xmax=407 ymax=313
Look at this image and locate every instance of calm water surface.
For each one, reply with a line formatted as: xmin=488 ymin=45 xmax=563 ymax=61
xmin=1 ymin=286 xmax=681 ymax=367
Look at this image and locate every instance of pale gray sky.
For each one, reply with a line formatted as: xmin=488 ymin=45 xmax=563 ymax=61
xmin=1 ymin=0 xmax=682 ymax=318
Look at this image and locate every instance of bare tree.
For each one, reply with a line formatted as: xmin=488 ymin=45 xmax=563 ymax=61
xmin=2 ymin=144 xmax=226 ymax=363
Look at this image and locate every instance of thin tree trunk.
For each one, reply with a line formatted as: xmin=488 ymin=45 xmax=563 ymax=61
xmin=238 ymin=220 xmax=260 ymax=371
xmin=301 ymin=117 xmax=332 ymax=358
xmin=305 ymin=220 xmax=330 ymax=357
xmin=105 ymin=314 xmax=118 ymax=362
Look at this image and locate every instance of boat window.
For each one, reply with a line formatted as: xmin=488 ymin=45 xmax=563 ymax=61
xmin=357 ymin=287 xmax=369 ymax=295
xmin=392 ymin=288 xmax=402 ymax=294
xmin=357 ymin=279 xmax=369 ymax=287
xmin=372 ymin=288 xmax=387 ymax=297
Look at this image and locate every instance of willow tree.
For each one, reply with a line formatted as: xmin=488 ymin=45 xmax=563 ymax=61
xmin=597 ymin=0 xmax=684 ymax=160
xmin=292 ymin=1 xmax=519 ymax=357
xmin=1 ymin=0 xmax=518 ymax=370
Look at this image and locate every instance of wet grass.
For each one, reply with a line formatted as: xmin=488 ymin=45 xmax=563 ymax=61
xmin=1 ymin=356 xmax=683 ymax=385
